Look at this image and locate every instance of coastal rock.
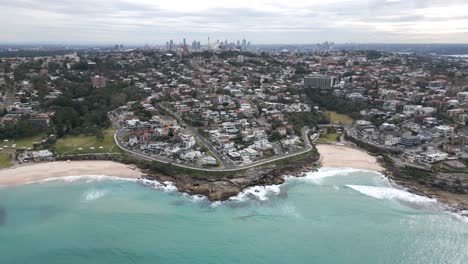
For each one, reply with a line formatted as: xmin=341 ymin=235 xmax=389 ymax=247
xmin=141 ymin=153 xmax=317 ymax=201
xmin=387 ymin=168 xmax=468 ymax=211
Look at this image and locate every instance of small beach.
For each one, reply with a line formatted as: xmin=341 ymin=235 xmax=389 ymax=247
xmin=316 ymin=144 xmax=383 ymax=172
xmin=0 ymin=161 xmax=143 ymax=186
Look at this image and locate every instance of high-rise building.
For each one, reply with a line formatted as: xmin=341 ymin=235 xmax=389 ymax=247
xmin=304 ymin=75 xmax=336 ymax=89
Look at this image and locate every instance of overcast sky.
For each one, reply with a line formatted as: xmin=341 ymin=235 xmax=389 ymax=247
xmin=1 ymin=0 xmax=468 ymax=45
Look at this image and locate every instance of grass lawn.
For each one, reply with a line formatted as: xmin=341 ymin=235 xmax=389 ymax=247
xmin=326 ymin=111 xmax=353 ymax=125
xmin=0 ymin=153 xmax=12 ymax=169
xmin=0 ymin=133 xmax=48 ymax=152
xmin=53 ymin=128 xmax=120 ymax=156
xmin=317 ymin=132 xmax=340 ymax=144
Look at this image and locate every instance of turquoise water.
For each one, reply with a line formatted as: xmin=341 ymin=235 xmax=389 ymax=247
xmin=0 ymin=168 xmax=467 ymax=264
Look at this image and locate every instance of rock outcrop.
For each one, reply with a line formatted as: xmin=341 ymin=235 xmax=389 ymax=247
xmin=141 ymin=152 xmax=318 ymax=201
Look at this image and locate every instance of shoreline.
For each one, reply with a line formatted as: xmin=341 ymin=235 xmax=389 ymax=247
xmin=1 ymin=146 xmax=466 ymax=215
xmin=0 ymin=161 xmax=144 ymax=186
xmin=316 ymin=144 xmax=384 ymax=172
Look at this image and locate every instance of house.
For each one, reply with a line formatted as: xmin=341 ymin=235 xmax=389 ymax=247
xmin=181 ymin=134 xmax=196 ymax=149
xmin=28 ymin=113 xmax=51 ymax=128
xmin=243 ymin=147 xmax=259 ymax=159
xmin=252 ymin=138 xmax=271 ymax=149
xmin=228 ymin=151 xmax=241 ymax=161
xmin=281 ymin=136 xmax=300 ymax=146
xmin=200 ymin=156 xmax=217 ymax=166
xmin=160 ymin=116 xmax=177 ymax=127
xmin=434 ymin=125 xmax=454 ymax=137
xmin=180 ymin=150 xmax=202 ymax=161
xmin=400 ymin=132 xmax=420 ymax=147
xmin=18 ymin=150 xmax=54 ymax=162
xmin=126 ymin=118 xmax=140 ymax=128
xmin=128 ymin=136 xmax=139 ymax=146
xmin=276 ymin=126 xmax=287 ymax=136
xmin=384 ymin=135 xmax=400 ymax=146
xmin=418 ymin=151 xmax=448 ymax=164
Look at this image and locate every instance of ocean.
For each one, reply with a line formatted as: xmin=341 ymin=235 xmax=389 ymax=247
xmin=0 ymin=167 xmax=467 ymax=264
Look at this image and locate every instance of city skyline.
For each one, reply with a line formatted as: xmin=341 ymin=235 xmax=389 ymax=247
xmin=1 ymin=0 xmax=468 ymax=45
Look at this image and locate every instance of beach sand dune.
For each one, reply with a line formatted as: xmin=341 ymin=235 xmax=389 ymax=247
xmin=316 ymin=144 xmax=383 ymax=172
xmin=0 ymin=161 xmax=143 ymax=186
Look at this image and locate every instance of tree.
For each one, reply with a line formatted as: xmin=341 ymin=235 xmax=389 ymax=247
xmin=111 ymin=93 xmax=127 ymax=108
xmin=52 ymin=107 xmax=80 ymax=136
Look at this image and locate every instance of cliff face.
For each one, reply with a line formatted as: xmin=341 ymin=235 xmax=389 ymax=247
xmin=142 ymin=151 xmax=319 ymax=201
xmin=345 ymin=132 xmax=468 ymax=211
xmin=418 ymin=173 xmax=468 ymax=194
xmin=392 ymin=167 xmax=468 ymax=194
xmin=383 ymin=165 xmax=468 ymax=211
xmin=388 ymin=170 xmax=468 ymax=211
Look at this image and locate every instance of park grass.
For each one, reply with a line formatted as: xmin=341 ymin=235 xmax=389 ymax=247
xmin=53 ymin=128 xmax=120 ymax=156
xmin=326 ymin=111 xmax=353 ymax=125
xmin=0 ymin=153 xmax=12 ymax=169
xmin=1 ymin=133 xmax=48 ymax=152
xmin=317 ymin=132 xmax=340 ymax=144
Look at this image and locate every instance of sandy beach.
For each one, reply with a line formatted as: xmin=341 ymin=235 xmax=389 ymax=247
xmin=0 ymin=161 xmax=144 ymax=186
xmin=316 ymin=144 xmax=383 ymax=172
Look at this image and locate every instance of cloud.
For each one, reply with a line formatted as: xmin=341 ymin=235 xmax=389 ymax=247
xmin=0 ymin=0 xmax=467 ymax=44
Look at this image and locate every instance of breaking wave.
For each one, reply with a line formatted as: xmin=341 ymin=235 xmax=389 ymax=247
xmin=286 ymin=167 xmax=380 ymax=184
xmin=137 ymin=178 xmax=178 ymax=192
xmin=229 ymin=185 xmax=282 ymax=202
xmin=346 ymin=185 xmax=437 ymax=204
xmin=29 ymin=175 xmax=138 ymax=185
xmin=83 ymin=189 xmax=108 ymax=201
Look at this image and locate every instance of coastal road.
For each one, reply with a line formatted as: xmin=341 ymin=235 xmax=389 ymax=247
xmin=114 ymin=126 xmax=314 ymax=172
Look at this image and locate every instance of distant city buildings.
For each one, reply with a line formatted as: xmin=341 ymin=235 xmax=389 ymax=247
xmin=114 ymin=44 xmax=124 ymax=50
xmin=164 ymin=38 xmax=252 ymax=52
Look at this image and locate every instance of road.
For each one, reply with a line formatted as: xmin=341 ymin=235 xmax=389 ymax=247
xmin=158 ymin=105 xmax=236 ymax=168
xmin=113 ymin=126 xmax=314 ymax=172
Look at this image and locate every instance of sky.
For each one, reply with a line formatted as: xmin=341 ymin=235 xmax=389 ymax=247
xmin=1 ymin=0 xmax=468 ymax=45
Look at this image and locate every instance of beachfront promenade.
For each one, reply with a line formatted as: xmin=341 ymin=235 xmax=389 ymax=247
xmin=114 ymin=126 xmax=314 ymax=172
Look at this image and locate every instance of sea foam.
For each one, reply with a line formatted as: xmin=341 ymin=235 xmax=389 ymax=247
xmin=83 ymin=189 xmax=108 ymax=201
xmin=229 ymin=185 xmax=281 ymax=202
xmin=137 ymin=178 xmax=178 ymax=192
xmin=286 ymin=167 xmax=375 ymax=184
xmin=30 ymin=175 xmax=138 ymax=185
xmin=346 ymin=185 xmax=437 ymax=204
